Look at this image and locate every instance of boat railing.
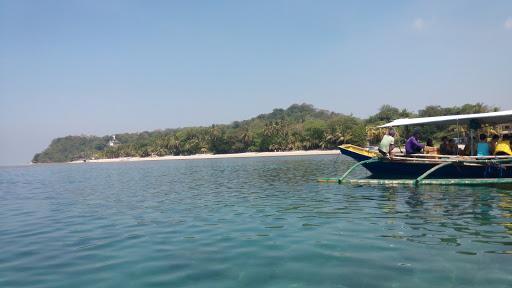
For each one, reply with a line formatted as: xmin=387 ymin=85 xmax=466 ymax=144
xmin=392 ymin=153 xmax=512 ymax=160
xmin=389 ymin=155 xmax=512 ymax=165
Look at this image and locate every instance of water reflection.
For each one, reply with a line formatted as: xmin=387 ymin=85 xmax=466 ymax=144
xmin=361 ymin=185 xmax=512 ymax=254
xmin=498 ymin=193 xmax=512 ymax=236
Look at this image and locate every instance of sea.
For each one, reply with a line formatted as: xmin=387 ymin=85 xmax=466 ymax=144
xmin=0 ymin=155 xmax=511 ymax=288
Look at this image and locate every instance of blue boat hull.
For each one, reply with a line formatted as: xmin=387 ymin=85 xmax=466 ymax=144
xmin=339 ymin=147 xmax=512 ymax=179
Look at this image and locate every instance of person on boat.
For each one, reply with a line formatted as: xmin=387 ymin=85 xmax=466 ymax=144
xmin=494 ymin=134 xmax=512 ymax=156
xmin=447 ymin=138 xmax=460 ymax=155
xmin=424 ymin=138 xmax=438 ymax=155
xmin=405 ymin=128 xmax=425 ymax=155
xmin=439 ymin=136 xmax=450 ymax=155
xmin=476 ymin=133 xmax=491 ymax=156
xmin=378 ymin=128 xmax=396 ymax=157
xmin=463 ymin=135 xmax=478 ymax=156
xmin=489 ymin=134 xmax=500 ymax=154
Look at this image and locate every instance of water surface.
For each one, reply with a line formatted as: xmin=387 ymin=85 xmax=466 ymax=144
xmin=1 ymin=155 xmax=511 ymax=287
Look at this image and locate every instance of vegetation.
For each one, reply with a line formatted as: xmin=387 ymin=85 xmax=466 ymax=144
xmin=32 ymin=103 xmax=498 ymax=163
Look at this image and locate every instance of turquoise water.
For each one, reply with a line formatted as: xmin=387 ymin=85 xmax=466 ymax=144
xmin=1 ymin=155 xmax=511 ymax=287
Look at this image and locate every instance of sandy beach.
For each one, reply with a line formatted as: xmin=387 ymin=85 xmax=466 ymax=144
xmin=69 ymin=150 xmax=340 ymax=164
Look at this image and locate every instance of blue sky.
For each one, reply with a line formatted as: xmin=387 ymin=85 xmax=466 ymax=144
xmin=1 ymin=0 xmax=511 ymax=165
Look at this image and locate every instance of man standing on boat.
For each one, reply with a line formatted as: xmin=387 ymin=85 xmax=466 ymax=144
xmin=378 ymin=128 xmax=396 ymax=157
xmin=405 ymin=128 xmax=425 ymax=155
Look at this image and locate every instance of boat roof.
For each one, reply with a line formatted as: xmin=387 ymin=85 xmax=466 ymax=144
xmin=379 ymin=110 xmax=512 ymax=128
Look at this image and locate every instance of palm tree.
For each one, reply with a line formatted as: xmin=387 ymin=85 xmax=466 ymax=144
xmin=366 ymin=126 xmax=384 ymax=145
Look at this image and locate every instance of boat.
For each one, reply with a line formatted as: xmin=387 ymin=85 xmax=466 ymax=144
xmin=339 ymin=144 xmax=512 ymax=179
xmin=333 ymin=110 xmax=512 ymax=184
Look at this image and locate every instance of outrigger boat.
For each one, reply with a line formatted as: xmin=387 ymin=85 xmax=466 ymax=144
xmin=321 ymin=110 xmax=512 ymax=186
xmin=338 ymin=144 xmax=512 ymax=179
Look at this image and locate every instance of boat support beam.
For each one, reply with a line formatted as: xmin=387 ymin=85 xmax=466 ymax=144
xmin=337 ymin=158 xmax=379 ymax=184
xmin=414 ymin=161 xmax=453 ymax=186
xmin=317 ymin=157 xmax=512 ymax=186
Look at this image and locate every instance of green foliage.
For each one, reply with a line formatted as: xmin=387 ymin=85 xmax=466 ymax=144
xmin=367 ymin=105 xmax=413 ymax=125
xmin=418 ymin=103 xmax=496 ymax=117
xmin=32 ymin=135 xmax=108 ymax=163
xmin=32 ymin=103 xmax=498 ymax=163
xmin=303 ymin=119 xmax=326 ymax=149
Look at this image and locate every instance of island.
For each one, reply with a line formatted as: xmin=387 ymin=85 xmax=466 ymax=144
xmin=32 ymin=103 xmax=497 ymax=163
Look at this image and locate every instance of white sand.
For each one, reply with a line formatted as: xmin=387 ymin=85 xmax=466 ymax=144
xmin=69 ymin=150 xmax=340 ymax=164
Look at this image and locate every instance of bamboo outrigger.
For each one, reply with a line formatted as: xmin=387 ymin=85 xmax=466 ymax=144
xmin=318 ymin=156 xmax=512 ymax=186
xmin=320 ymin=110 xmax=512 ymax=186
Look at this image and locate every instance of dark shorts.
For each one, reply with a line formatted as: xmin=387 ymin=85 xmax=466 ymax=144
xmin=378 ymin=148 xmax=388 ymax=157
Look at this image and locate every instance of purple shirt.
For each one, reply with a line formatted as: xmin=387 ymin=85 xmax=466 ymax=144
xmin=405 ymin=136 xmax=425 ymax=154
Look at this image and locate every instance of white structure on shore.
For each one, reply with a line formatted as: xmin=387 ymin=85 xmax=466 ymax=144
xmin=108 ymin=135 xmax=120 ymax=147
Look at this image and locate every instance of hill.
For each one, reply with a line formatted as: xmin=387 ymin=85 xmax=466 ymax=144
xmin=32 ymin=103 xmax=496 ymax=163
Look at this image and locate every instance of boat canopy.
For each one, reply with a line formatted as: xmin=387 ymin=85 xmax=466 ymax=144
xmin=379 ymin=110 xmax=512 ymax=128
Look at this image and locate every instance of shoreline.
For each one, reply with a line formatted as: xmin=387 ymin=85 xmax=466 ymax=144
xmin=69 ymin=150 xmax=340 ymax=164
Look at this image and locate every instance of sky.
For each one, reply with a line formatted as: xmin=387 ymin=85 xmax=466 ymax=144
xmin=1 ymin=0 xmax=511 ymax=165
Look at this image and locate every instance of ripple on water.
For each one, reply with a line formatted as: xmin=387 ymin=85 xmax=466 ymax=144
xmin=0 ymin=156 xmax=511 ymax=287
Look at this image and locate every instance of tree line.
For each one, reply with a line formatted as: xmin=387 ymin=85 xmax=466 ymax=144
xmin=32 ymin=103 xmax=497 ymax=163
